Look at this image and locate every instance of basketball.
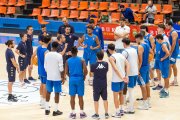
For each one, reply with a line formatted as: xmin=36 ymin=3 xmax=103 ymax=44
xmin=32 ymin=56 xmax=38 ymax=66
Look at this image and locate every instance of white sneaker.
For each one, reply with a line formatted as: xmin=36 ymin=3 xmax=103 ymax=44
xmin=147 ymin=99 xmax=151 ymax=108
xmin=112 ymin=112 xmax=121 ymax=118
xmin=60 ymin=92 xmax=66 ymax=96
xmin=19 ymin=82 xmax=27 ymax=89
xmin=138 ymin=101 xmax=149 ymax=110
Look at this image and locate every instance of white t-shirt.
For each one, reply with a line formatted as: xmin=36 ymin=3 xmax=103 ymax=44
xmin=44 ymin=52 xmax=64 ymax=81
xmin=122 ymin=47 xmax=138 ymax=76
xmin=114 ymin=25 xmax=130 ymax=49
xmin=111 ymin=53 xmax=126 ymax=82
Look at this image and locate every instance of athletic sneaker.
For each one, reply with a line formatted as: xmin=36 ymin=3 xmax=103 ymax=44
xmin=152 ymin=84 xmax=163 ymax=90
xmin=53 ymin=110 xmax=63 ymax=116
xmin=136 ymin=98 xmax=143 ymax=101
xmin=80 ymin=112 xmax=87 ymax=119
xmin=45 ymin=110 xmax=50 ymax=115
xmin=150 ymin=81 xmax=156 ymax=87
xmin=138 ymin=101 xmax=149 ymax=110
xmin=92 ymin=114 xmax=100 ymax=119
xmin=88 ymin=80 xmax=93 ymax=86
xmin=120 ymin=110 xmax=124 ymax=116
xmin=154 ymin=78 xmax=159 ymax=82
xmin=105 ymin=113 xmax=109 ymax=119
xmin=170 ymin=81 xmax=178 ymax=86
xmin=125 ymin=108 xmax=135 ymax=114
xmin=8 ymin=95 xmax=18 ymax=102
xmin=112 ymin=112 xmax=121 ymax=118
xmin=24 ymin=79 xmax=31 ymax=84
xmin=160 ymin=91 xmax=169 ymax=98
xmin=147 ymin=99 xmax=151 ymax=108
xmin=159 ymin=88 xmax=165 ymax=94
xmin=60 ymin=92 xmax=66 ymax=96
xmin=28 ymin=77 xmax=36 ymax=81
xmin=69 ymin=113 xmax=76 ymax=119
xmin=19 ymin=82 xmax=27 ymax=89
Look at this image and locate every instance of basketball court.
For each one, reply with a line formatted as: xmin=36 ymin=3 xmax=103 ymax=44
xmin=0 ymin=33 xmax=180 ymax=120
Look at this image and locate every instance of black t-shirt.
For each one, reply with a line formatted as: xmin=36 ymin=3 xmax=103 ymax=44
xmin=57 ymin=42 xmax=66 ymax=64
xmin=16 ymin=41 xmax=27 ymax=56
xmin=26 ymin=34 xmax=33 ymax=56
xmin=64 ymin=33 xmax=79 ymax=52
xmin=5 ymin=48 xmax=15 ymax=68
xmin=91 ymin=61 xmax=108 ymax=88
xmin=58 ymin=24 xmax=75 ymax=34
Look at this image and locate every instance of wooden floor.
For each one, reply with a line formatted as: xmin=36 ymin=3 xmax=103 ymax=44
xmin=0 ymin=43 xmax=180 ymax=120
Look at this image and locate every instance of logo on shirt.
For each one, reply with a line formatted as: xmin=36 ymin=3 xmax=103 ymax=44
xmin=96 ymin=64 xmax=105 ymax=69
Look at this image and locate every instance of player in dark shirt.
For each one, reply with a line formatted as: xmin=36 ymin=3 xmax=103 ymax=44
xmin=90 ymin=51 xmax=109 ymax=119
xmin=57 ymin=17 xmax=75 ymax=36
xmin=63 ymin=25 xmax=80 ymax=60
xmin=5 ymin=40 xmax=19 ymax=102
xmin=15 ymin=33 xmax=28 ymax=88
xmin=26 ymin=25 xmax=36 ymax=81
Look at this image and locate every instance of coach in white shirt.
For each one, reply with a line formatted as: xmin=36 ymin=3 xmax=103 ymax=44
xmin=44 ymin=41 xmax=65 ymax=116
xmin=114 ymin=18 xmax=130 ymax=53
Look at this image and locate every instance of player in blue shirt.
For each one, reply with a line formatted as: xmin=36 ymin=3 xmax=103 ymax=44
xmin=135 ymin=33 xmax=151 ymax=110
xmin=166 ymin=22 xmax=179 ymax=86
xmin=5 ymin=40 xmax=19 ymax=102
xmin=88 ymin=19 xmax=104 ymax=51
xmin=79 ymin=25 xmax=100 ymax=86
xmin=155 ymin=34 xmax=170 ymax=98
xmin=26 ymin=25 xmax=36 ymax=81
xmin=31 ymin=35 xmax=52 ymax=109
xmin=65 ymin=47 xmax=88 ymax=119
xmin=91 ymin=51 xmax=109 ymax=119
xmin=15 ymin=33 xmax=28 ymax=88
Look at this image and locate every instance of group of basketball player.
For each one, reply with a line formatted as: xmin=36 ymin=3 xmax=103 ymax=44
xmin=5 ymin=17 xmax=179 ymax=119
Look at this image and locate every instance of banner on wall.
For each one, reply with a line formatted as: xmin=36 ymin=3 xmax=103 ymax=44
xmin=100 ymin=23 xmax=180 ymax=41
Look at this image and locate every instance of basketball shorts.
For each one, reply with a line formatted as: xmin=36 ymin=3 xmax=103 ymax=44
xmin=93 ymin=86 xmax=107 ymax=101
xmin=83 ymin=53 xmax=97 ymax=66
xmin=18 ymin=57 xmax=27 ymax=71
xmin=128 ymin=75 xmax=138 ymax=88
xmin=69 ymin=79 xmax=84 ymax=96
xmin=137 ymin=66 xmax=149 ymax=85
xmin=26 ymin=55 xmax=32 ymax=65
xmin=111 ymin=82 xmax=124 ymax=92
xmin=46 ymin=80 xmax=62 ymax=93
xmin=160 ymin=60 xmax=170 ymax=79
xmin=7 ymin=66 xmax=16 ymax=82
xmin=170 ymin=56 xmax=177 ymax=65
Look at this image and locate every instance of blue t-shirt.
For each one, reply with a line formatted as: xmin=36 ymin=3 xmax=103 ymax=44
xmin=64 ymin=33 xmax=78 ymax=52
xmin=141 ymin=43 xmax=150 ymax=66
xmin=16 ymin=41 xmax=27 ymax=56
xmin=159 ymin=42 xmax=170 ymax=63
xmin=169 ymin=30 xmax=179 ymax=57
xmin=121 ymin=8 xmax=134 ymax=22
xmin=67 ymin=56 xmax=84 ymax=82
xmin=93 ymin=26 xmax=104 ymax=49
xmin=5 ymin=48 xmax=15 ymax=68
xmin=26 ymin=34 xmax=33 ymax=56
xmin=144 ymin=33 xmax=152 ymax=49
xmin=37 ymin=46 xmax=48 ymax=76
xmin=91 ymin=61 xmax=108 ymax=88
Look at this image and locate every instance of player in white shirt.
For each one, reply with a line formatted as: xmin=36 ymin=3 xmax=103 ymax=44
xmin=44 ymin=41 xmax=65 ymax=116
xmin=153 ymin=24 xmax=171 ymax=90
xmin=114 ymin=18 xmax=130 ymax=53
xmin=122 ymin=38 xmax=139 ymax=114
xmin=107 ymin=43 xmax=129 ymax=118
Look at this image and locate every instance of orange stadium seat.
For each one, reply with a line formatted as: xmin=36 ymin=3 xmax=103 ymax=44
xmin=7 ymin=0 xmax=16 ymax=6
xmin=77 ymin=1 xmax=88 ymax=10
xmin=155 ymin=4 xmax=161 ymax=13
xmin=39 ymin=0 xmax=50 ymax=8
xmin=0 ymin=6 xmax=6 ymax=14
xmin=41 ymin=9 xmax=50 ymax=17
xmin=90 ymin=11 xmax=99 ymax=18
xmin=111 ymin=12 xmax=120 ymax=22
xmin=68 ymin=10 xmax=79 ymax=18
xmin=78 ymin=11 xmax=88 ymax=20
xmin=29 ymin=8 xmax=41 ymax=16
xmin=101 ymin=12 xmax=108 ymax=16
xmin=59 ymin=0 xmax=69 ymax=9
xmin=49 ymin=0 xmax=59 ymax=8
xmin=161 ymin=5 xmax=172 ymax=14
xmin=108 ymin=2 xmax=118 ymax=11
xmin=97 ymin=2 xmax=108 ymax=11
xmin=134 ymin=14 xmax=142 ymax=23
xmin=130 ymin=3 xmax=140 ymax=12
xmin=120 ymin=3 xmax=129 ymax=8
xmin=49 ymin=9 xmax=59 ymax=18
xmin=87 ymin=2 xmax=98 ymax=10
xmin=58 ymin=10 xmax=69 ymax=18
xmin=0 ymin=0 xmax=7 ymax=5
xmin=38 ymin=15 xmax=49 ymax=24
xmin=69 ymin=1 xmax=78 ymax=10
xmin=6 ymin=7 xmax=16 ymax=14
xmin=154 ymin=14 xmax=164 ymax=24
xmin=139 ymin=4 xmax=147 ymax=13
xmin=16 ymin=0 xmax=26 ymax=6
